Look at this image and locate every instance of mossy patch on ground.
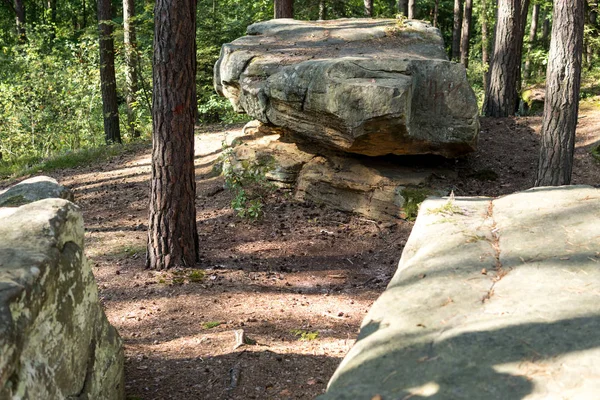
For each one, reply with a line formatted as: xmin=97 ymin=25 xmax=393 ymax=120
xmin=400 ymin=187 xmax=432 ymax=221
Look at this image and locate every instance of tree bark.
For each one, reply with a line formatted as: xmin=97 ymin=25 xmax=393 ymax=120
xmin=452 ymin=0 xmax=462 ymax=61
xmin=460 ymin=0 xmax=473 ymax=67
xmin=319 ymin=0 xmax=326 ymax=20
xmin=274 ymin=0 xmax=293 ymax=18
xmin=523 ymin=3 xmax=540 ymax=81
xmin=535 ymin=0 xmax=585 ymax=186
xmin=364 ymin=0 xmax=373 ymax=17
xmin=515 ymin=0 xmax=530 ymax=94
xmin=483 ymin=0 xmax=523 ymax=117
xmin=124 ymin=0 xmax=140 ymax=137
xmin=408 ymin=0 xmax=415 ymax=19
xmin=97 ymin=0 xmax=122 ymax=144
xmin=147 ymin=0 xmax=199 ymax=269
xmin=541 ymin=11 xmax=550 ymax=46
xmin=397 ymin=0 xmax=408 ymax=16
xmin=482 ymin=0 xmax=490 ymax=93
xmin=14 ymin=0 xmax=26 ymax=41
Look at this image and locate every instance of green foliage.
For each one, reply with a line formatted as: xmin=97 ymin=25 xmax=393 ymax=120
xmin=203 ymin=321 xmax=222 ymax=329
xmin=197 ymin=94 xmax=251 ymax=124
xmin=290 ymin=329 xmax=319 ymax=341
xmin=400 ymin=187 xmax=431 ymax=221
xmin=592 ymin=144 xmax=600 ymax=162
xmin=217 ymin=144 xmax=275 ymax=220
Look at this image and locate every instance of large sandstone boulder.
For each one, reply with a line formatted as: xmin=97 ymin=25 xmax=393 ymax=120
xmin=0 ymin=176 xmax=73 ymax=207
xmin=0 ymin=198 xmax=124 ymax=399
xmin=215 ymin=18 xmax=479 ymax=157
xmin=320 ymin=186 xmax=600 ymax=399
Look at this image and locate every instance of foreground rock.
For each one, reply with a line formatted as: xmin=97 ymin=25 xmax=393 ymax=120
xmin=0 ymin=176 xmax=73 ymax=207
xmin=227 ymin=123 xmax=451 ymax=220
xmin=321 ymin=186 xmax=600 ymax=399
xmin=215 ymin=18 xmax=479 ymax=158
xmin=0 ymin=198 xmax=124 ymax=399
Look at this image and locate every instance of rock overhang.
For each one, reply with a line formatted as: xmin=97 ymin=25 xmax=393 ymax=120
xmin=214 ymin=18 xmax=479 ymax=158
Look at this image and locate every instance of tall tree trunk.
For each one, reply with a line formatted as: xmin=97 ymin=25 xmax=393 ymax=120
xmin=147 ymin=0 xmax=199 ymax=269
xmin=433 ymin=0 xmax=440 ymax=27
xmin=364 ymin=0 xmax=373 ymax=17
xmin=460 ymin=0 xmax=473 ymax=67
xmin=482 ymin=0 xmax=490 ymax=93
xmin=515 ymin=0 xmax=530 ymax=96
xmin=124 ymin=0 xmax=140 ymax=137
xmin=535 ymin=0 xmax=585 ymax=186
xmin=483 ymin=0 xmax=523 ymax=117
xmin=274 ymin=0 xmax=293 ymax=18
xmin=587 ymin=1 xmax=598 ymax=68
xmin=541 ymin=11 xmax=550 ymax=46
xmin=408 ymin=0 xmax=415 ymax=19
xmin=14 ymin=0 xmax=26 ymax=41
xmin=523 ymin=3 xmax=540 ymax=81
xmin=82 ymin=0 xmax=87 ymax=28
xmin=319 ymin=0 xmax=326 ymax=20
xmin=452 ymin=0 xmax=462 ymax=61
xmin=98 ymin=0 xmax=121 ymax=144
xmin=398 ymin=0 xmax=408 ymax=16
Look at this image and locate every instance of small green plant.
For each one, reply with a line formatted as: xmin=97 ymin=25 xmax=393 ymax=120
xmin=217 ymin=144 xmax=275 ymax=220
xmin=290 ymin=329 xmax=319 ymax=341
xmin=203 ymin=321 xmax=222 ymax=329
xmin=188 ymin=270 xmax=205 ymax=283
xmin=592 ymin=144 xmax=600 ymax=162
xmin=400 ymin=187 xmax=432 ymax=221
xmin=428 ymin=200 xmax=465 ymax=216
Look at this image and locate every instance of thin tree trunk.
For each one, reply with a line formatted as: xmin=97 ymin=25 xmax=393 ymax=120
xmin=515 ymin=0 xmax=530 ymax=96
xmin=452 ymin=0 xmax=462 ymax=61
xmin=541 ymin=12 xmax=550 ymax=46
xmin=523 ymin=3 xmax=540 ymax=81
xmin=587 ymin=1 xmax=598 ymax=68
xmin=14 ymin=0 xmax=26 ymax=41
xmin=82 ymin=0 xmax=87 ymax=28
xmin=482 ymin=0 xmax=490 ymax=93
xmin=460 ymin=0 xmax=473 ymax=67
xmin=98 ymin=0 xmax=122 ymax=144
xmin=364 ymin=0 xmax=373 ymax=17
xmin=124 ymin=0 xmax=140 ymax=137
xmin=147 ymin=0 xmax=199 ymax=269
xmin=535 ymin=0 xmax=585 ymax=186
xmin=398 ymin=0 xmax=408 ymax=16
xmin=484 ymin=0 xmax=523 ymax=117
xmin=274 ymin=0 xmax=293 ymax=18
xmin=319 ymin=0 xmax=326 ymax=20
xmin=408 ymin=0 xmax=415 ymax=19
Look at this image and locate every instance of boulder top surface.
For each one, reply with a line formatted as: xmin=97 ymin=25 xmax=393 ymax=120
xmin=225 ymin=18 xmax=447 ymax=63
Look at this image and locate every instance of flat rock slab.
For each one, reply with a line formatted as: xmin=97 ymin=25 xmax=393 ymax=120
xmin=320 ymin=186 xmax=600 ymax=399
xmin=214 ymin=18 xmax=479 ymax=158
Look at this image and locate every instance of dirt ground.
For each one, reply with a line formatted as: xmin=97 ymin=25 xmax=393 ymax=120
xmin=9 ymin=107 xmax=600 ymax=399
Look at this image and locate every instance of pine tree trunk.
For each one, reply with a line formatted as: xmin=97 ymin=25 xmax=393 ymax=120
xmin=452 ymin=0 xmax=462 ymax=61
xmin=408 ymin=0 xmax=415 ymax=19
xmin=14 ymin=0 xmax=26 ymax=41
xmin=535 ymin=0 xmax=585 ymax=186
xmin=515 ymin=0 xmax=530 ymax=95
xmin=364 ymin=0 xmax=373 ymax=17
xmin=541 ymin=12 xmax=550 ymax=46
xmin=124 ymin=0 xmax=140 ymax=137
xmin=319 ymin=0 xmax=326 ymax=20
xmin=483 ymin=0 xmax=523 ymax=117
xmin=482 ymin=0 xmax=490 ymax=93
xmin=97 ymin=0 xmax=122 ymax=144
xmin=147 ymin=0 xmax=199 ymax=270
xmin=460 ymin=0 xmax=473 ymax=67
xmin=274 ymin=0 xmax=293 ymax=18
xmin=523 ymin=3 xmax=540 ymax=81
xmin=433 ymin=0 xmax=440 ymax=27
xmin=398 ymin=0 xmax=408 ymax=16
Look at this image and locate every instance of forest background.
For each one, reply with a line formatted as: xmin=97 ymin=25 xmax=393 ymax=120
xmin=0 ymin=0 xmax=597 ymax=175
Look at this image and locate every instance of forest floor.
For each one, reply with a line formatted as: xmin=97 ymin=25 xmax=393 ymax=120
xmin=13 ymin=106 xmax=600 ymax=399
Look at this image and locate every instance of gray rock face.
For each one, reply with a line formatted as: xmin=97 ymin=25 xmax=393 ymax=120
xmin=215 ymin=18 xmax=479 ymax=157
xmin=0 ymin=176 xmax=73 ymax=207
xmin=320 ymin=186 xmax=600 ymax=399
xmin=0 ymin=199 xmax=124 ymax=399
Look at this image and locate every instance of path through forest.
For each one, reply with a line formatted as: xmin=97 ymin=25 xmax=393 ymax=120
xmin=45 ymin=107 xmax=600 ymax=399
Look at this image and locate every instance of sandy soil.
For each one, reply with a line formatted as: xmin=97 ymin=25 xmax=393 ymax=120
xmin=5 ymin=108 xmax=599 ymax=400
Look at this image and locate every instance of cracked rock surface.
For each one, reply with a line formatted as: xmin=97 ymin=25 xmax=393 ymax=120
xmin=320 ymin=185 xmax=600 ymax=399
xmin=0 ymin=196 xmax=124 ymax=399
xmin=214 ymin=18 xmax=479 ymax=157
